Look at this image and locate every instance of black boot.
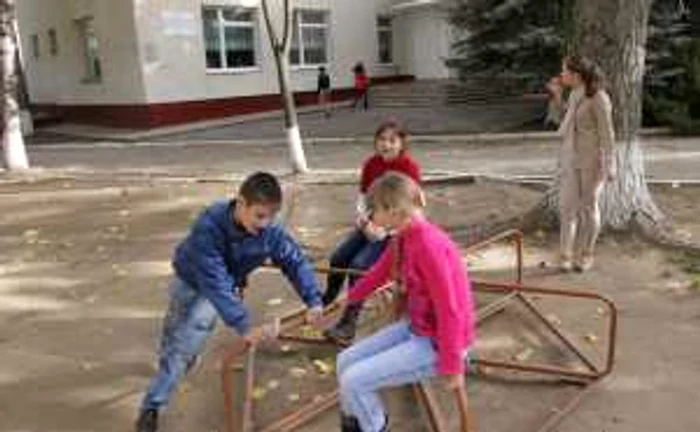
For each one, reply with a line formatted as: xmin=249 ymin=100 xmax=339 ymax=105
xmin=340 ymin=413 xmax=361 ymax=432
xmin=324 ymin=303 xmax=362 ymax=345
xmin=135 ymin=409 xmax=158 ymax=432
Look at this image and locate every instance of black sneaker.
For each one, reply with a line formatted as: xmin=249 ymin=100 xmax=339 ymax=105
xmin=136 ymin=409 xmax=158 ymax=432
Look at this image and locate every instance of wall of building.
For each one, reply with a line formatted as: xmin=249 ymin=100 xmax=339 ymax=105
xmin=392 ymin=4 xmax=452 ymax=79
xmin=17 ymin=0 xmax=413 ymax=127
xmin=17 ymin=0 xmax=147 ymax=105
xmin=132 ymin=0 xmax=400 ymax=104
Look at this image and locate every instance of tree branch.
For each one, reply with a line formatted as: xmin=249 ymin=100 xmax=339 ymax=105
xmin=260 ymin=0 xmax=279 ymax=53
xmin=281 ymin=0 xmax=292 ymax=53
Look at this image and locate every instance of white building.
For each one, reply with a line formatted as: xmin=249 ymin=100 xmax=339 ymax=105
xmin=17 ymin=0 xmax=455 ymax=128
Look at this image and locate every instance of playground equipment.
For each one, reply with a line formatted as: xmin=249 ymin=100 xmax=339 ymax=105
xmin=221 ymin=229 xmax=617 ymax=432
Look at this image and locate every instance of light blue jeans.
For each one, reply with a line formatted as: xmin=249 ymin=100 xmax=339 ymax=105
xmin=337 ymin=320 xmax=469 ymax=432
xmin=140 ymin=277 xmax=218 ymax=411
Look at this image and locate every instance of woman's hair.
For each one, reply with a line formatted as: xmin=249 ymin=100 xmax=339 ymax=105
xmin=374 ymin=119 xmax=409 ymax=151
xmin=367 ymin=172 xmax=423 ymax=216
xmin=564 ymin=55 xmax=605 ymax=98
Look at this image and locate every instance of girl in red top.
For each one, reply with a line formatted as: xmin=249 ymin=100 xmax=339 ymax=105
xmin=323 ymin=120 xmax=421 ymax=344
xmin=352 ymin=62 xmax=370 ymax=111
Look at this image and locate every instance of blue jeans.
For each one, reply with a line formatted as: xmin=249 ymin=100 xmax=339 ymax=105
xmin=141 ymin=277 xmax=218 ymax=411
xmin=337 ymin=321 xmax=468 ymax=432
xmin=324 ymin=229 xmax=388 ymax=305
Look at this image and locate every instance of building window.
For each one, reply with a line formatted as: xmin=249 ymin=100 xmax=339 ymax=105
xmin=202 ymin=7 xmax=257 ymax=70
xmin=377 ymin=16 xmax=392 ymax=64
xmin=76 ymin=17 xmax=102 ymax=83
xmin=30 ymin=34 xmax=40 ymax=59
xmin=290 ymin=9 xmax=329 ymax=66
xmin=48 ymin=28 xmax=58 ymax=56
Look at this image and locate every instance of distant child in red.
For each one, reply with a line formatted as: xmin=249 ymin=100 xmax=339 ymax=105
xmin=353 ymin=62 xmax=370 ymax=111
xmin=323 ymin=120 xmax=421 ymax=343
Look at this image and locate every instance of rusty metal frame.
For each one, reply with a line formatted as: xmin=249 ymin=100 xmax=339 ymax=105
xmin=221 ymin=229 xmax=617 ymax=432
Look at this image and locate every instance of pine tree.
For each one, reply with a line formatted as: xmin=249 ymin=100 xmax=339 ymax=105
xmin=644 ymin=0 xmax=697 ymax=132
xmin=448 ymin=0 xmax=568 ymax=86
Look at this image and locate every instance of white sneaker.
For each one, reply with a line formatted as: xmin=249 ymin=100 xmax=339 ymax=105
xmin=575 ymin=256 xmax=594 ymax=272
xmin=560 ymin=257 xmax=573 ymax=272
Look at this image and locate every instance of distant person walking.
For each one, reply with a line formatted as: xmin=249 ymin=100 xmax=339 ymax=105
xmin=317 ymin=66 xmax=332 ymax=118
xmin=352 ymin=62 xmax=370 ymax=111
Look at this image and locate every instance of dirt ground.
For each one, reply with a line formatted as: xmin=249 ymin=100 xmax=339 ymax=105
xmin=1 ymin=176 xmax=699 ymax=432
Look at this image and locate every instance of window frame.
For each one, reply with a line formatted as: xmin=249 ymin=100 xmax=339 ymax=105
xmin=202 ymin=6 xmax=260 ymax=73
xmin=30 ymin=33 xmax=40 ymax=59
xmin=75 ymin=17 xmax=102 ymax=84
xmin=48 ymin=28 xmax=58 ymax=56
xmin=290 ymin=9 xmax=330 ymax=69
xmin=377 ymin=15 xmax=393 ymax=65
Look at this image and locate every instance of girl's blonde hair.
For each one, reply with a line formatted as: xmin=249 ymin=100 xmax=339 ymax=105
xmin=367 ymin=172 xmax=424 ymax=217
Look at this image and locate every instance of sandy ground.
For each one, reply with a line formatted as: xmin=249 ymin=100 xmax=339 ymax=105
xmin=1 ymin=177 xmax=699 ymax=432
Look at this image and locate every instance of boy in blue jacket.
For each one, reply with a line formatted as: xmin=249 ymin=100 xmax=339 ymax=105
xmin=136 ymin=172 xmax=323 ymax=432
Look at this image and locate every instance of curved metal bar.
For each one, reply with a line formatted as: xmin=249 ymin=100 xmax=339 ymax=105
xmin=221 ymin=233 xmax=618 ymax=432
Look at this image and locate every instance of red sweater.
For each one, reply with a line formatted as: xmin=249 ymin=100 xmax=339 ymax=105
xmin=349 ymin=216 xmax=476 ymax=375
xmin=355 ymin=73 xmax=369 ymax=91
xmin=360 ymin=152 xmax=422 ymax=193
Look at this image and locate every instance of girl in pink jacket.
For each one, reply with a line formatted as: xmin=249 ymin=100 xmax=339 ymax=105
xmin=336 ymin=172 xmax=476 ymax=432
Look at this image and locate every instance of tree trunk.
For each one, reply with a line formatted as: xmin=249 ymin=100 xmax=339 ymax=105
xmin=1 ymin=0 xmax=29 ymax=170
xmin=531 ymin=0 xmax=665 ymax=234
xmin=261 ymin=0 xmax=308 ymax=174
xmin=13 ymin=17 xmax=32 ymax=136
xmin=575 ymin=0 xmax=665 ymax=230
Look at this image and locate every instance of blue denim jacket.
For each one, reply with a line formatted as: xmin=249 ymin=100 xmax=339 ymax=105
xmin=173 ymin=200 xmax=322 ymax=335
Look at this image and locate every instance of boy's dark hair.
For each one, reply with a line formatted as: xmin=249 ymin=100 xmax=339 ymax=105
xmin=318 ymin=66 xmax=326 ymax=73
xmin=238 ymin=172 xmax=283 ymax=206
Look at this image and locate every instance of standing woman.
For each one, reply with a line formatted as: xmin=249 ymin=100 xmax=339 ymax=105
xmin=557 ymin=55 xmax=616 ymax=272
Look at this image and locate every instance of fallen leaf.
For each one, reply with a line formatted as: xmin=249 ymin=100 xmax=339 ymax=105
xmin=267 ymin=298 xmax=283 ymax=307
xmin=584 ymin=333 xmax=599 ymax=344
xmin=22 ymin=229 xmax=39 ymax=238
xmin=312 ymin=359 xmax=334 ymax=375
xmin=280 ymin=344 xmax=293 ymax=353
xmin=596 ymin=307 xmax=606 ymax=316
xmin=112 ymin=264 xmax=128 ymax=277
xmin=107 ymin=226 xmax=121 ymax=234
xmin=267 ymin=380 xmax=280 ymax=390
xmin=252 ymin=387 xmax=267 ymax=400
xmin=287 ymin=393 xmax=301 ymax=402
xmin=289 ymin=367 xmax=308 ymax=378
xmin=228 ymin=363 xmax=245 ymax=372
xmin=546 ymin=314 xmax=562 ymax=326
xmin=299 ymin=325 xmax=323 ymax=339
xmin=513 ymin=348 xmax=534 ymax=363
xmin=119 ymin=209 xmax=131 ymax=218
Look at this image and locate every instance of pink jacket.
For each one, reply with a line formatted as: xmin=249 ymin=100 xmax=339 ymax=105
xmin=348 ymin=216 xmax=476 ymax=375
